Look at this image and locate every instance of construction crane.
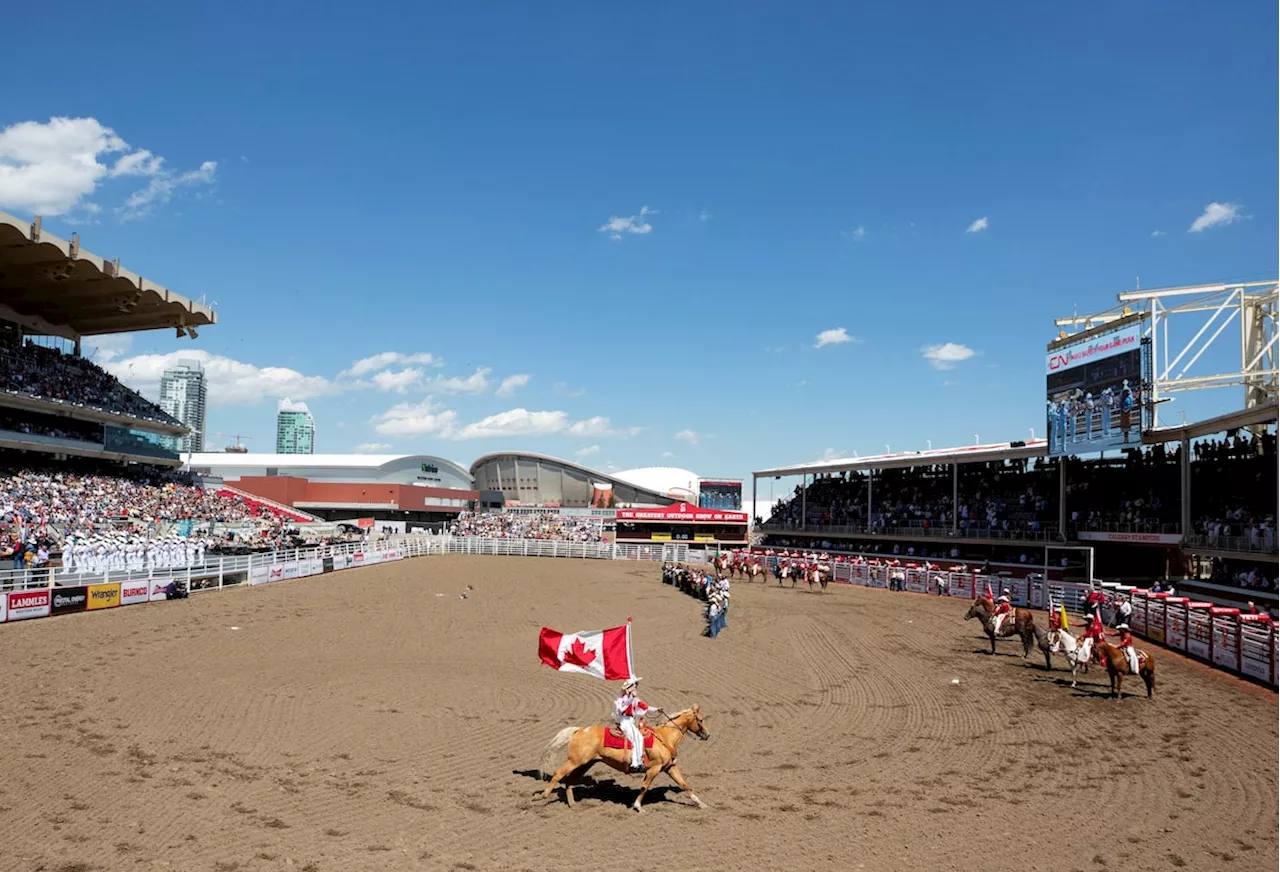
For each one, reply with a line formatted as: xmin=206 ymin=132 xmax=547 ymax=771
xmin=211 ymin=432 xmax=254 ymax=454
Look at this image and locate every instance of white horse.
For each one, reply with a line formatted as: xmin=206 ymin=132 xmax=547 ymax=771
xmin=1047 ymin=627 xmax=1094 ymax=688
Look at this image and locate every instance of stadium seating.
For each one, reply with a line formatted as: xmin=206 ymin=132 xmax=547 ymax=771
xmin=0 ymin=454 xmax=294 ymax=538
xmin=763 ymin=434 xmax=1277 ymax=592
xmin=0 ymin=339 xmax=178 ymax=426
xmin=450 ymin=511 xmax=605 ymax=542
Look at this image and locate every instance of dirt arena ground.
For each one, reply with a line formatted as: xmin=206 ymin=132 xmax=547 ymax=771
xmin=0 ymin=556 xmax=1275 ymax=872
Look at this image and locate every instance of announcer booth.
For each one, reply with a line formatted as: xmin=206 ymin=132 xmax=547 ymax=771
xmin=614 ymin=503 xmax=749 ymax=547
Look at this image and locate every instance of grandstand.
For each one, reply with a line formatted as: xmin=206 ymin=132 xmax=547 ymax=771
xmin=0 ymin=210 xmax=311 ymax=560
xmin=753 ymin=280 xmax=1278 ymax=609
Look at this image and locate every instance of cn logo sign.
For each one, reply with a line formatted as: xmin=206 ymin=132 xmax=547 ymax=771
xmin=1048 ymin=354 xmax=1070 ymax=371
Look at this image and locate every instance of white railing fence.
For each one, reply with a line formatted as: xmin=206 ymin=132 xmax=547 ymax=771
xmin=0 ymin=536 xmax=689 ymax=592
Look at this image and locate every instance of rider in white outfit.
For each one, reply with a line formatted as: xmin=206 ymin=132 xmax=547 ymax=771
xmin=614 ymin=677 xmax=650 ymax=773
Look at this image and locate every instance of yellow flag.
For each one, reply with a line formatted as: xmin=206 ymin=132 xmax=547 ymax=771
xmin=1058 ymin=604 xmax=1070 ymax=631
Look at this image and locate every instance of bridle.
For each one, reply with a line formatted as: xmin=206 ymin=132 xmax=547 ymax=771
xmin=654 ymin=707 xmax=709 ymax=741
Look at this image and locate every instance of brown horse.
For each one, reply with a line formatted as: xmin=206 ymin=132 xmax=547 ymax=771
xmin=712 ymin=554 xmax=731 ymax=575
xmin=964 ymin=596 xmax=1038 ymax=658
xmin=537 ymin=706 xmax=711 ymax=813
xmin=746 ymin=561 xmax=762 ymax=582
xmin=1094 ymin=640 xmax=1156 ymax=699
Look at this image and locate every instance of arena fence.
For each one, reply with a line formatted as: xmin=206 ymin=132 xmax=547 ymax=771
xmin=2 ymin=535 xmax=1272 ymax=690
xmin=0 ymin=535 xmax=687 ymax=599
xmin=792 ymin=556 xmax=1277 ymax=688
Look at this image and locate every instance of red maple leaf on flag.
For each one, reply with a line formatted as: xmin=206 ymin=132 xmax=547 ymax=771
xmin=562 ymin=638 xmax=597 ymax=669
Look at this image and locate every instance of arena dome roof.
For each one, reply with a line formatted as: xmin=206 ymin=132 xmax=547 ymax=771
xmin=611 ymin=467 xmax=701 ymax=499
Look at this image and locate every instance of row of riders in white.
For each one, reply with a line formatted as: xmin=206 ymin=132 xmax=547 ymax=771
xmin=60 ymin=533 xmax=212 ymax=575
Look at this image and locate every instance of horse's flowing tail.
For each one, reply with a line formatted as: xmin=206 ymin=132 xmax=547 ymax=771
xmin=539 ymin=726 xmax=578 ymax=780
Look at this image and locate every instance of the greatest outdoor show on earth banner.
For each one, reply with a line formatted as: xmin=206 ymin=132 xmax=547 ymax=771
xmin=1046 ymin=314 xmax=1150 ymax=459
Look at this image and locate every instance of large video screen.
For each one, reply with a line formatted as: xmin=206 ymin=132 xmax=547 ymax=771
xmin=698 ymin=480 xmax=742 ymax=510
xmin=1046 ymin=321 xmax=1146 ymax=458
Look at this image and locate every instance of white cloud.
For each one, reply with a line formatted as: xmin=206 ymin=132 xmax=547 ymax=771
xmin=661 ymin=451 xmax=675 ymax=458
xmin=353 ymin=442 xmax=393 ymax=453
xmin=424 ymin=366 xmax=490 ymax=395
xmin=456 ymin=409 xmax=573 ymax=440
xmin=599 ymin=205 xmax=657 ymax=240
xmin=83 ymin=333 xmax=135 ymax=363
xmin=965 ymin=216 xmax=989 ymax=234
xmin=107 ymin=349 xmax=338 ymax=406
xmin=370 ymin=399 xmax=460 ymax=437
xmin=278 ymin=397 xmax=312 ymax=413
xmin=845 ymin=226 xmax=866 ymax=241
xmin=699 ymin=209 xmax=712 ymax=222
xmin=0 ymin=117 xmax=125 ymax=215
xmin=371 ymin=368 xmax=425 ymax=393
xmin=575 ymin=445 xmax=601 ymax=459
xmin=922 ymin=342 xmax=977 ymax=370
xmin=495 ymin=373 xmax=531 ymax=398
xmin=340 ymin=351 xmax=441 ymax=378
xmin=1150 ymin=230 xmax=1165 ymax=237
xmin=118 ymin=160 xmax=218 ymax=220
xmin=553 ymin=381 xmax=586 ymax=397
xmin=674 ymin=429 xmax=700 ymax=445
xmin=818 ymin=448 xmax=845 ymax=461
xmin=1188 ymin=202 xmax=1241 ymax=233
xmin=566 ymin=416 xmax=640 ymax=438
xmin=814 ymin=327 xmax=853 ymax=348
xmin=370 ymin=402 xmax=636 ymax=441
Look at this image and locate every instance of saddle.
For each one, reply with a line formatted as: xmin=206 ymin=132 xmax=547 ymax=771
xmin=603 ymin=726 xmax=657 ymax=764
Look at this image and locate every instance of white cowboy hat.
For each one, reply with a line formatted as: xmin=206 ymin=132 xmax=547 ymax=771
xmin=623 ymin=677 xmax=641 ymax=689
xmin=1115 ymin=623 xmax=1129 ymax=630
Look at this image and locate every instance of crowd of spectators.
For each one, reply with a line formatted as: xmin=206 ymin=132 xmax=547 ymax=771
xmin=450 ymin=510 xmax=605 ymax=542
xmin=0 ymin=333 xmax=178 ymax=426
xmin=1209 ymin=559 xmax=1278 ymax=593
xmin=1 ymin=455 xmax=288 ymax=539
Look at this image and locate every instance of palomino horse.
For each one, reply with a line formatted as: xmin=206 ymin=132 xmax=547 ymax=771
xmin=964 ymin=596 xmax=1038 ymax=658
xmin=1046 ymin=627 xmax=1094 ymax=687
xmin=537 ymin=706 xmax=711 ymax=813
xmin=1094 ymin=640 xmax=1155 ymax=699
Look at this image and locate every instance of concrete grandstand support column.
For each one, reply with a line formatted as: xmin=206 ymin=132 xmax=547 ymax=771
xmin=952 ymin=464 xmax=958 ymax=533
xmin=1180 ymin=435 xmax=1191 ymax=538
xmin=801 ymin=474 xmax=807 ymax=528
xmin=1058 ymin=458 xmax=1067 ymax=535
xmin=867 ymin=469 xmax=873 ymax=528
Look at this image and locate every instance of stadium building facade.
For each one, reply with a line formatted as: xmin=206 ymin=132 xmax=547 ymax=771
xmin=186 ymin=452 xmax=477 ymax=527
xmin=468 ymin=452 xmax=700 ymax=509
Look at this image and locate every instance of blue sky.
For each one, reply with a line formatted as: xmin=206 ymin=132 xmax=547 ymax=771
xmin=1 ymin=1 xmax=1275 ymax=496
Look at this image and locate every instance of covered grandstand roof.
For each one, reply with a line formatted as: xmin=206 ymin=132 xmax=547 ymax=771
xmin=753 ymin=439 xmax=1050 ymax=478
xmin=185 ymin=452 xmax=472 ymax=480
xmin=0 ymin=209 xmax=217 ymax=338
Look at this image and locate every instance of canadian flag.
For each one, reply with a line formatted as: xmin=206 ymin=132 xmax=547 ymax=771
xmin=538 ymin=622 xmax=635 ymax=681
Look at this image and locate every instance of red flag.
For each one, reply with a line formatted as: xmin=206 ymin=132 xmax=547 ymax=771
xmin=538 ymin=622 xmax=635 ymax=681
xmin=985 ymin=580 xmax=995 ymax=600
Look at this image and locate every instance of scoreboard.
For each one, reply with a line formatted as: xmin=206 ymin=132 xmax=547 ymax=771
xmin=698 ymin=480 xmax=742 ymax=510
